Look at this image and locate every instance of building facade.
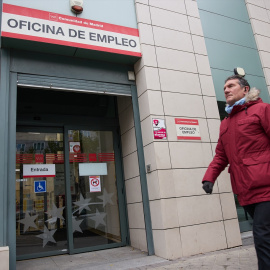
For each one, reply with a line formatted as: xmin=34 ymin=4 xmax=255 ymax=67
xmin=0 ymin=0 xmax=269 ymax=269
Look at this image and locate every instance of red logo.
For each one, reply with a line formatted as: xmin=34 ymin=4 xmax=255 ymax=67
xmin=153 ymin=119 xmax=159 ymax=126
xmin=35 ymin=154 xmax=44 ymax=163
xmin=73 ymin=145 xmax=81 ymax=153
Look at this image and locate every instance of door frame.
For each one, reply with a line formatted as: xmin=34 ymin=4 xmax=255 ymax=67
xmin=64 ymin=125 xmax=128 ymax=255
xmin=15 ymin=124 xmax=128 ymax=260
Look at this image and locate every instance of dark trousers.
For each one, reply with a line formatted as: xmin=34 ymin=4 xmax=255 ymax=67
xmin=244 ymin=201 xmax=270 ymax=270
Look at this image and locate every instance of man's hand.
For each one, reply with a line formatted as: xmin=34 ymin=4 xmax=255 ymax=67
xmin=202 ymin=181 xmax=214 ymax=194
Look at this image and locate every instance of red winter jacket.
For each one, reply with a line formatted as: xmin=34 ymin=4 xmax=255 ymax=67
xmin=203 ymin=88 xmax=270 ymax=206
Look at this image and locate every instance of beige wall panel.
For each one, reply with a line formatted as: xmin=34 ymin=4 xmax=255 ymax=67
xmin=157 ymin=169 xmax=176 ymax=199
xmin=150 ymin=7 xmax=189 ymax=32
xmin=152 ymin=229 xmax=182 ymax=259
xmin=135 ymin=3 xmax=151 ymax=24
xmin=127 ymin=203 xmax=145 ymax=229
xmin=224 ymin=219 xmax=242 ymax=248
xmin=265 ymin=1 xmax=270 ymax=10
xmin=180 ymin=221 xmax=227 ymax=256
xmin=169 ymin=142 xmax=213 ymax=168
xmin=259 ymin=51 xmax=270 ymax=68
xmin=123 ymin=151 xmax=140 ymax=180
xmin=130 ymin=228 xmax=148 ymax=252
xmin=263 ymin=67 xmax=270 ymax=86
xmin=146 ymin=170 xmax=160 ymax=200
xmin=203 ymin=96 xmax=220 ymax=119
xmin=0 ymin=248 xmax=9 ymax=270
xmin=125 ymin=177 xmax=143 ymax=204
xmin=207 ymin=119 xmax=221 ymax=143
xmin=199 ymin=74 xmax=216 ymax=96
xmin=135 ymin=0 xmax=148 ymax=5
xmin=136 ymin=66 xmax=161 ymax=97
xmin=141 ymin=116 xmax=153 ymax=146
xmin=172 ymin=167 xmax=221 ymax=197
xmin=138 ymin=90 xmax=164 ymax=121
xmin=134 ymin=44 xmax=157 ymax=73
xmin=246 ymin=3 xmax=269 ymax=22
xmin=250 ymin=18 xmax=270 ymax=38
xmin=162 ymin=92 xmax=205 ymax=117
xmin=177 ymin=195 xmax=223 ymax=226
xmin=188 ymin=16 xmax=204 ymax=36
xmin=245 ymin=0 xmax=265 ymax=8
xmin=153 ymin=26 xmax=193 ymax=52
xmin=149 ymin=0 xmax=186 ymax=14
xmin=150 ymin=198 xmax=179 ymax=229
xmin=121 ymin=127 xmax=137 ymax=157
xmin=220 ymin=193 xmax=238 ymax=220
xmin=138 ymin=23 xmax=154 ymax=45
xmin=254 ymin=35 xmax=270 ymax=52
xmin=119 ymin=105 xmax=134 ymax=135
xmin=159 ymin=69 xmax=201 ymax=94
xmin=192 ymin=35 xmax=208 ymax=55
xmin=185 ymin=0 xmax=200 ymax=18
xmin=156 ymin=47 xmax=197 ymax=72
xmin=144 ymin=142 xmax=171 ymax=171
xmin=195 ymin=54 xmax=212 ymax=75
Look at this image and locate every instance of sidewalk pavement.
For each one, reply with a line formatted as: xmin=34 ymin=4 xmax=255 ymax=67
xmin=17 ymin=241 xmax=257 ymax=270
xmin=132 ymin=244 xmax=257 ymax=270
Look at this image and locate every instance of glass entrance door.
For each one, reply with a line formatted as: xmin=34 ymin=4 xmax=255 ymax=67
xmin=68 ymin=129 xmax=122 ymax=250
xmin=16 ymin=131 xmax=67 ymax=258
xmin=16 ymin=127 xmax=125 ymax=259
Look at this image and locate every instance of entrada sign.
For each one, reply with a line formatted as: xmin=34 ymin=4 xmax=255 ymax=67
xmin=1 ymin=4 xmax=141 ymax=57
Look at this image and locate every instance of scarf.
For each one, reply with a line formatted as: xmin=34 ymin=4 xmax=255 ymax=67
xmin=225 ymin=97 xmax=246 ymax=114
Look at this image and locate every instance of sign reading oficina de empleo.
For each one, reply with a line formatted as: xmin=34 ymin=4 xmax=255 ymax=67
xmin=1 ymin=3 xmax=141 ymax=57
xmin=175 ymin=118 xmax=201 ymax=140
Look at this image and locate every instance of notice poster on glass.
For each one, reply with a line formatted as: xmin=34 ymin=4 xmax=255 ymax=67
xmin=69 ymin=142 xmax=81 ymax=153
xmin=89 ymin=176 xmax=101 ymax=192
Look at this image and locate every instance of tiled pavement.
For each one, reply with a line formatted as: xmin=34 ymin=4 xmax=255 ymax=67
xmin=17 ymin=241 xmax=257 ymax=270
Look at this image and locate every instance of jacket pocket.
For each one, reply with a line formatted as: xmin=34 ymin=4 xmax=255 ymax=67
xmin=243 ymin=152 xmax=270 ymax=165
xmin=237 ymin=116 xmax=259 ymax=126
xmin=242 ymin=152 xmax=270 ymax=190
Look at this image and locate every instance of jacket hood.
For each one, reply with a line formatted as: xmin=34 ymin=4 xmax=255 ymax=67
xmin=245 ymin=87 xmax=260 ymax=103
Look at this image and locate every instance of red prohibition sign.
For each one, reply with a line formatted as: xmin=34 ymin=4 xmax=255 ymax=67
xmin=91 ymin=178 xmax=99 ymax=187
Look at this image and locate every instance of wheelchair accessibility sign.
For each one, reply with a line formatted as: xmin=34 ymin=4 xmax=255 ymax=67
xmin=34 ymin=181 xmax=46 ymax=193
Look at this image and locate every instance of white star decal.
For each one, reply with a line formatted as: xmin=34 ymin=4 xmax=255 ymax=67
xmin=36 ymin=226 xmax=57 ymax=247
xmin=73 ymin=194 xmax=91 ymax=214
xmin=89 ymin=209 xmax=107 ymax=229
xmin=17 ymin=212 xmax=38 ymax=232
xmin=97 ymin=189 xmax=114 ymax=207
xmin=45 ymin=203 xmax=65 ymax=224
xmin=72 ymin=217 xmax=83 ymax=233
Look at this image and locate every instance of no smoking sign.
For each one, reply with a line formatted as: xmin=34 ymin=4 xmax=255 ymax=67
xmin=89 ymin=176 xmax=101 ymax=192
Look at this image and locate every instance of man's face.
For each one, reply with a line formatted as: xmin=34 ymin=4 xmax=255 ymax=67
xmin=224 ymin=79 xmax=247 ymax=106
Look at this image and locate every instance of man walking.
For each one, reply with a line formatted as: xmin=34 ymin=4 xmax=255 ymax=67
xmin=202 ymin=74 xmax=270 ymax=270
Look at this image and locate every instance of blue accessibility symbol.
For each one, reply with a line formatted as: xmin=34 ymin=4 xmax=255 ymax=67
xmin=34 ymin=180 xmax=46 ymax=193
